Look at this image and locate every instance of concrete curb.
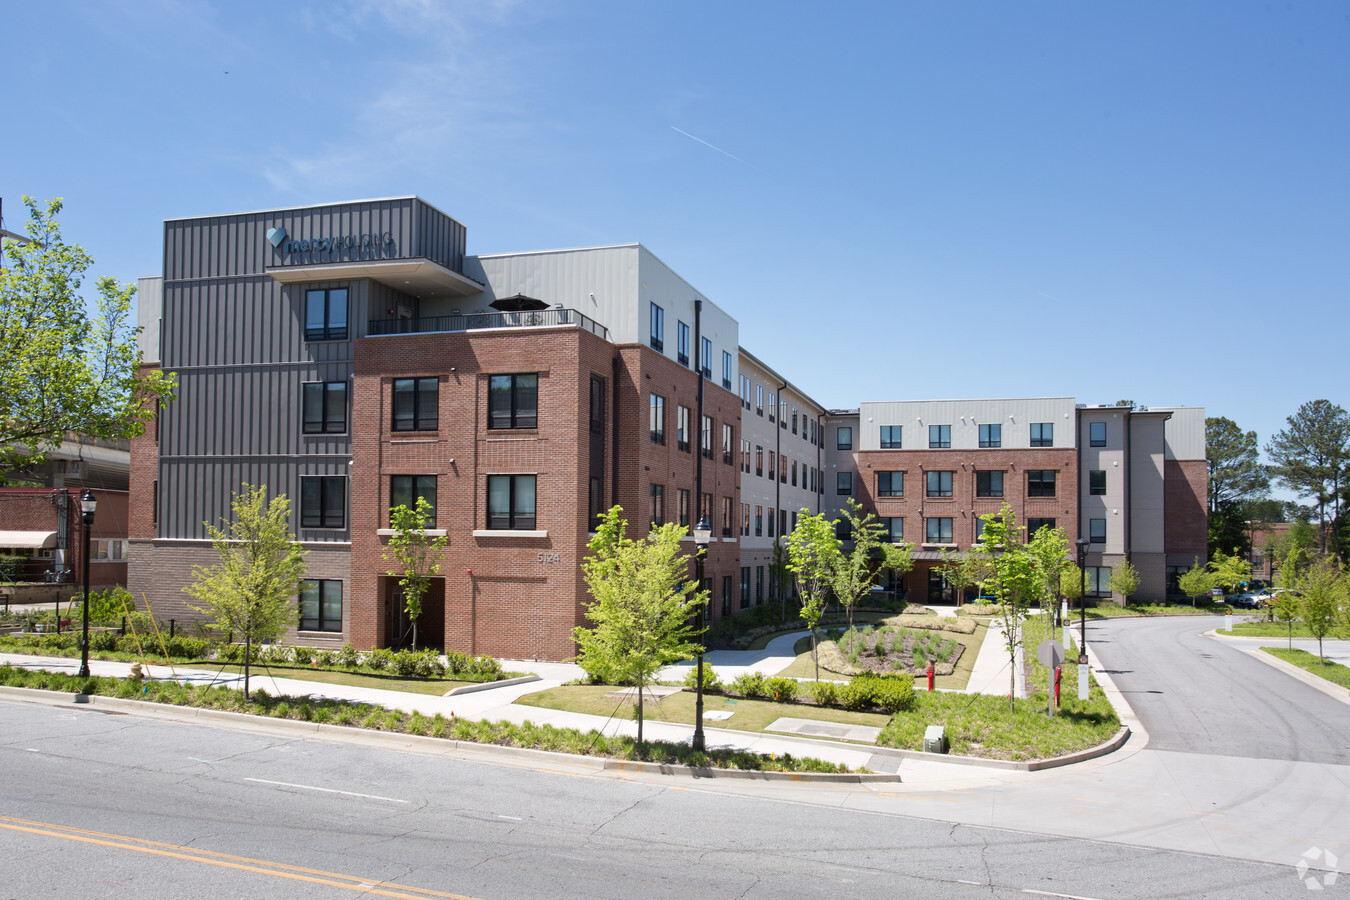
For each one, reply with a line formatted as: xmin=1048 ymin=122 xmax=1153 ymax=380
xmin=0 ymin=685 xmax=901 ymax=783
xmin=857 ymin=726 xmax=1131 ymax=772
xmin=1230 ymin=645 xmax=1350 ymax=707
xmin=444 ymin=675 xmax=541 ymax=696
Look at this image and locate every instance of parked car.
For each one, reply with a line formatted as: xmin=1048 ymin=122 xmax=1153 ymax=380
xmin=1229 ymin=593 xmax=1262 ymax=609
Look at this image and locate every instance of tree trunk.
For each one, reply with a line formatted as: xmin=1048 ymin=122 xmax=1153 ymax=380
xmin=811 ymin=631 xmax=819 ymax=681
xmin=636 ymin=680 xmax=644 ymax=748
xmin=244 ymin=630 xmax=251 ymax=698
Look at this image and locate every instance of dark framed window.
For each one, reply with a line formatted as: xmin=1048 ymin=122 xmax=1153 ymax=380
xmin=756 ymin=384 xmax=764 ymax=416
xmin=1086 ymin=565 xmax=1112 ymax=597
xmin=489 ymin=374 xmax=537 ymax=429
xmin=880 ymin=425 xmax=901 ymax=449
xmin=300 ymin=476 xmax=345 ymax=529
xmin=722 ymin=423 xmax=734 ymax=465
xmin=767 ymin=392 xmax=776 ymax=423
xmin=837 ymin=426 xmax=853 ymax=451
xmin=390 ymin=475 xmax=436 ymax=527
xmin=1090 ymin=518 xmax=1106 ymax=543
xmin=837 ymin=471 xmax=853 ymax=495
xmin=975 ymin=515 xmax=1001 ymax=542
xmin=779 ymin=508 xmax=787 ymax=536
xmin=1030 ymin=423 xmax=1053 ymax=447
xmin=740 ymin=567 xmax=751 ymax=607
xmin=722 ymin=350 xmax=732 ymax=390
xmin=755 ymin=505 xmax=763 ymax=537
xmin=878 ymin=471 xmax=904 ymax=497
xmin=1090 ymin=421 xmax=1107 ymax=447
xmin=302 ymin=381 xmax=347 ymax=434
xmin=1090 ymin=470 xmax=1107 ymax=495
xmin=588 ymin=477 xmax=603 ymax=530
xmin=650 ymin=303 xmax=664 ymax=351
xmin=701 ymin=338 xmax=711 ymax=378
xmin=722 ymin=575 xmax=733 ymax=617
xmin=1027 ymin=517 xmax=1056 ymax=537
xmin=755 ymin=445 xmax=763 ymax=477
xmin=649 ymin=484 xmax=664 ymax=528
xmin=675 ymin=404 xmax=690 ymax=452
xmin=299 ymin=579 xmax=342 ymax=632
xmin=649 ymin=393 xmax=665 ymax=444
xmin=304 ymin=288 xmax=348 ymax=341
xmin=487 ymin=474 xmax=536 ymax=530
xmin=880 ymin=517 xmax=903 ymax=543
xmin=392 ymin=377 xmax=437 ymax=432
xmin=677 ymin=321 xmax=689 ymax=366
xmin=926 ymin=470 xmax=953 ymax=498
xmin=1028 ymin=470 xmax=1057 ymax=497
xmin=589 ymin=376 xmax=605 ymax=434
xmin=701 ymin=415 xmax=713 ymax=459
xmin=791 ymin=460 xmax=798 ymax=486
xmin=975 ymin=470 xmax=1003 ymax=497
xmin=792 ymin=409 xmax=799 ymax=435
xmin=835 ymin=519 xmax=853 ymax=541
xmin=721 ymin=496 xmax=733 ymax=537
xmin=926 ymin=517 xmax=953 ymax=544
xmin=929 ymin=424 xmax=950 ymax=448
xmin=756 ymin=566 xmax=764 ymax=601
xmin=979 ymin=424 xmax=1001 ymax=448
xmin=767 ymin=507 xmax=775 ymax=537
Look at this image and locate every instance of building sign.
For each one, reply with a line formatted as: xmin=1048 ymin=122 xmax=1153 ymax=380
xmin=265 ymin=225 xmax=396 ymax=258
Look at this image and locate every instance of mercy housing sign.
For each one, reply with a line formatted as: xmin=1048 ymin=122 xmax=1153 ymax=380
xmin=266 ymin=225 xmax=396 ymax=257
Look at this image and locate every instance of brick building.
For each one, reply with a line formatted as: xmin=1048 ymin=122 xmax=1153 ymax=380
xmin=0 ymin=488 xmax=129 ymax=590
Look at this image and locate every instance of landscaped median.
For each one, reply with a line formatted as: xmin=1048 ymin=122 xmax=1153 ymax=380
xmin=1260 ymin=648 xmax=1350 ymax=691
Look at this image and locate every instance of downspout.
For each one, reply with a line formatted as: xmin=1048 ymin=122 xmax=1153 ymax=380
xmin=694 ymin=300 xmax=705 ymax=521
xmin=815 ymin=415 xmax=823 ymax=513
xmin=610 ymin=354 xmax=620 ymax=519
xmin=775 ymin=380 xmax=786 ymax=532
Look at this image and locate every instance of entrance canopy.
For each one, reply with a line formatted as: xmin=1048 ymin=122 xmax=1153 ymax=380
xmin=0 ymin=530 xmax=58 ymax=549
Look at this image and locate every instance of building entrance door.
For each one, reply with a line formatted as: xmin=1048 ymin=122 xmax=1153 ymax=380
xmin=927 ymin=568 xmax=956 ymax=604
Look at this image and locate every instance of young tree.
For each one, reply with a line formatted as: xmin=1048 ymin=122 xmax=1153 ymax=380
xmin=971 ymin=505 xmax=1040 ymax=710
xmin=770 ymin=538 xmax=794 ymax=624
xmin=830 ymin=499 xmax=912 ymax=630
xmin=0 ymin=196 xmax=175 ymax=480
xmin=1109 ymin=558 xmax=1141 ymax=605
xmin=1266 ymin=400 xmax=1350 ymax=559
xmin=1207 ymin=416 xmax=1270 ymax=559
xmin=383 ymin=496 xmax=448 ymax=651
xmin=1177 ymin=558 xmax=1213 ymax=606
xmin=183 ymin=484 xmax=308 ymax=695
xmin=1270 ymin=591 xmax=1300 ymax=649
xmin=940 ymin=546 xmax=994 ymax=606
xmin=1026 ymin=523 xmax=1073 ymax=620
xmin=572 ymin=507 xmax=704 ymax=747
xmin=1289 ymin=556 xmax=1347 ymax=661
xmin=1207 ymin=549 xmax=1251 ymax=595
xmin=785 ymin=510 xmax=840 ymax=681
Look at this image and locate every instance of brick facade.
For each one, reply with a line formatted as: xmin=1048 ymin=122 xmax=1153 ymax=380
xmin=0 ymin=488 xmax=127 ymax=589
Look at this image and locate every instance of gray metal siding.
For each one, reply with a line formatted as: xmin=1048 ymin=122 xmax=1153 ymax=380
xmin=160 ymin=460 xmax=349 ymax=541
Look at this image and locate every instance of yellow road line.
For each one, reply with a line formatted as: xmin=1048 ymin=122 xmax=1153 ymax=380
xmin=0 ymin=815 xmax=481 ymax=900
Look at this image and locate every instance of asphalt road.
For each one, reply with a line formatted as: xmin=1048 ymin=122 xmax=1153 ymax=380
xmin=0 ymin=699 xmax=1311 ymax=900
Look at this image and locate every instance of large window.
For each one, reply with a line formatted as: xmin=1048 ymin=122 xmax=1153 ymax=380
xmin=767 ymin=392 xmax=776 ymax=423
xmin=926 ymin=517 xmax=953 ymax=544
xmin=880 ymin=517 xmax=903 ymax=543
xmin=649 ymin=303 xmax=664 ymax=351
xmin=300 ymin=476 xmax=345 ymax=529
xmin=1027 ymin=517 xmax=1056 ymax=536
xmin=675 ymin=404 xmax=690 ymax=452
xmin=929 ymin=424 xmax=951 ymax=448
xmin=978 ymin=423 xmax=1001 ymax=448
xmin=487 ymin=475 xmax=536 ymax=530
xmin=1090 ymin=470 xmax=1107 ymax=495
xmin=700 ymin=338 xmax=712 ymax=378
xmin=649 ymin=393 xmax=666 ymax=444
xmin=1090 ymin=518 xmax=1106 ymax=543
xmin=755 ymin=445 xmax=763 ymax=477
xmin=755 ymin=505 xmax=763 ymax=537
xmin=837 ymin=471 xmax=853 ymax=495
xmin=1090 ymin=421 xmax=1107 ymax=447
xmin=1085 ymin=566 xmax=1112 ymax=598
xmin=975 ymin=470 xmax=1003 ymax=497
xmin=1027 ymin=470 xmax=1057 ymax=497
xmin=392 ymin=377 xmax=437 ymax=432
xmin=299 ymin=579 xmax=342 ymax=632
xmin=837 ymin=426 xmax=853 ymax=451
xmin=678 ymin=489 xmax=690 ymax=527
xmin=877 ymin=471 xmax=904 ymax=497
xmin=1030 ymin=422 xmax=1053 ymax=447
xmin=722 ymin=423 xmax=734 ymax=464
xmin=649 ymin=484 xmax=664 ymax=528
xmin=880 ymin=425 xmax=902 ymax=449
xmin=489 ymin=374 xmax=537 ymax=429
xmin=677 ymin=321 xmax=689 ymax=366
xmin=722 ymin=496 xmax=733 ymax=537
xmin=926 ymin=470 xmax=953 ymax=498
xmin=302 ymin=381 xmax=347 ymax=434
xmin=723 ymin=575 xmax=733 ymax=617
xmin=756 ymin=384 xmax=764 ymax=416
xmin=722 ymin=350 xmax=732 ymax=389
xmin=588 ymin=477 xmax=603 ymax=530
xmin=589 ymin=376 xmax=605 ymax=434
xmin=701 ymin=415 xmax=713 ymax=459
xmin=390 ymin=475 xmax=436 ymax=526
xmin=305 ymin=288 xmax=348 ymax=341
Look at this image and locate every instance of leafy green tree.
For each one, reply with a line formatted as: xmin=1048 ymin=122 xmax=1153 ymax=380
xmin=1208 ymin=549 xmax=1251 ymax=595
xmin=970 ymin=505 xmax=1040 ymax=710
xmin=1026 ymin=523 xmax=1074 ymax=619
xmin=770 ymin=538 xmax=794 ymax=623
xmin=573 ymin=506 xmax=704 ymax=746
xmin=383 ymin=496 xmax=448 ymax=651
xmin=785 ymin=510 xmax=840 ymax=681
xmin=0 ymin=196 xmax=175 ymax=480
xmin=1266 ymin=400 xmax=1350 ymax=559
xmin=1271 ymin=591 xmax=1300 ymax=648
xmin=940 ymin=545 xmax=994 ymax=606
xmin=1109 ymin=558 xmax=1141 ymax=604
xmin=1177 ymin=558 xmax=1213 ymax=605
xmin=830 ymin=499 xmax=912 ymax=630
xmin=183 ymin=484 xmax=308 ymax=695
xmin=1289 ymin=555 xmax=1347 ymax=661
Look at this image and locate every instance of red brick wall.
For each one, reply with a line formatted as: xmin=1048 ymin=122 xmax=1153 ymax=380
xmin=0 ymin=488 xmax=127 ymax=588
xmin=1164 ymin=459 xmax=1207 ymax=558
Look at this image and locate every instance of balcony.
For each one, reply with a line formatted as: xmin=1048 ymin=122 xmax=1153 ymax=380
xmin=367 ymin=307 xmax=609 ymax=340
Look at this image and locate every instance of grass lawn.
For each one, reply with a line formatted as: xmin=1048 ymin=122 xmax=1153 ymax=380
xmin=1086 ymin=604 xmax=1226 ymax=618
xmin=743 ymin=608 xmax=928 ymax=651
xmin=776 ymin=622 xmax=987 ymax=690
xmin=515 ymin=684 xmax=891 ymax=736
xmin=185 ymin=662 xmax=486 ymax=696
xmin=1226 ymin=621 xmax=1327 ymax=639
xmin=1262 ymin=648 xmax=1350 ymax=689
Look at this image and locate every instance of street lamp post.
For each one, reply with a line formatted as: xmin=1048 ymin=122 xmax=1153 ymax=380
xmin=78 ymin=490 xmax=97 ymax=678
xmin=1075 ymin=537 xmax=1090 ymax=654
xmin=692 ymin=514 xmax=712 ymax=753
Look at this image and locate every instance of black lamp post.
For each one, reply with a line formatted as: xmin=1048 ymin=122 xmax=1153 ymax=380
xmin=1075 ymin=537 xmax=1090 ymax=654
xmin=692 ymin=514 xmax=712 ymax=753
xmin=78 ymin=490 xmax=97 ymax=678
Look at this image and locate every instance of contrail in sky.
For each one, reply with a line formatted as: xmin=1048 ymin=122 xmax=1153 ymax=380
xmin=671 ymin=126 xmax=766 ymax=173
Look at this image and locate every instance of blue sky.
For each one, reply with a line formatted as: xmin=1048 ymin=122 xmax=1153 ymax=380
xmin=3 ymin=1 xmax=1346 ymax=475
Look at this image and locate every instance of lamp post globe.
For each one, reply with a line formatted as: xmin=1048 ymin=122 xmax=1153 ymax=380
xmin=691 ymin=515 xmax=712 ymax=753
xmin=78 ymin=490 xmax=98 ymax=679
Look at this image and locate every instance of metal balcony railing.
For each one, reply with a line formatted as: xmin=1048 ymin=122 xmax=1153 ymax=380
xmin=367 ymin=308 xmax=609 ymax=340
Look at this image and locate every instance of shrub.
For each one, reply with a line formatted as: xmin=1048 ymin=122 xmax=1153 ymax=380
xmin=837 ymin=680 xmax=874 ymax=711
xmin=335 ymin=643 xmax=361 ymax=669
xmin=90 ymin=631 xmax=118 ymax=653
xmin=810 ymin=680 xmax=839 ymax=707
xmin=859 ymin=673 xmax=915 ymax=713
xmin=730 ymin=671 xmax=768 ymax=699
xmin=366 ymin=648 xmax=394 ymax=672
xmin=391 ymin=649 xmax=421 ymax=677
xmin=291 ymin=645 xmax=314 ymax=666
xmin=312 ymin=649 xmax=337 ymax=669
xmin=764 ymin=676 xmax=798 ymax=702
xmin=682 ymin=666 xmax=722 ymax=694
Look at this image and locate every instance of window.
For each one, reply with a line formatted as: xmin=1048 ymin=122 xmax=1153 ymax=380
xmin=791 ymin=460 xmax=798 ymax=486
xmin=1090 ymin=421 xmax=1107 ymax=447
xmin=489 ymin=374 xmax=537 ymax=429
xmin=767 ymin=392 xmax=776 ymax=423
xmin=837 ymin=471 xmax=853 ymax=495
xmin=975 ymin=516 xmax=1000 ymax=542
xmin=722 ymin=423 xmax=734 ymax=464
xmin=588 ymin=477 xmax=603 ymax=530
xmin=755 ymin=445 xmax=763 ymax=477
xmin=300 ymin=476 xmax=345 ymax=529
xmin=767 ymin=507 xmax=775 ymax=537
xmin=392 ymin=377 xmax=438 ymax=432
xmin=835 ymin=519 xmax=853 ymax=541
xmin=880 ymin=517 xmax=903 ymax=543
xmin=779 ymin=508 xmax=787 ymax=536
xmin=90 ymin=539 xmax=128 ymax=561
xmin=649 ymin=302 xmax=664 ymax=351
xmin=768 ymin=451 xmax=775 ymax=478
xmin=926 ymin=470 xmax=953 ymax=498
xmin=740 ymin=374 xmax=751 ymax=409
xmin=1030 ymin=423 xmax=1053 ymax=447
xmin=487 ymin=475 xmax=536 ymax=530
xmin=589 ymin=376 xmax=605 ymax=434
xmin=740 ymin=567 xmax=751 ymax=607
xmin=721 ymin=496 xmax=733 ymax=537
xmin=649 ymin=484 xmax=664 ymax=528
xmin=756 ymin=384 xmax=764 ymax=416
xmin=792 ymin=408 xmax=798 ymax=435
xmin=1028 ymin=470 xmax=1057 ymax=497
xmin=299 ymin=579 xmax=342 ymax=632
xmin=926 ymin=517 xmax=953 ymax=544
xmin=676 ymin=404 xmax=690 ymax=452
xmin=700 ymin=338 xmax=712 ymax=378
xmin=791 ymin=510 xmax=798 ymax=532
xmin=756 ymin=566 xmax=764 ymax=601
xmin=837 ymin=426 xmax=853 ymax=451
xmin=722 ymin=575 xmax=733 ymax=617
xmin=305 ymin=288 xmax=348 ymax=341
xmin=722 ymin=350 xmax=732 ymax=389
xmin=701 ymin=415 xmax=713 ymax=459
xmin=877 ymin=471 xmax=904 ymax=497
xmin=810 ymin=420 xmax=817 ymax=445
xmin=678 ymin=489 xmax=690 ymax=527
xmin=677 ymin=321 xmax=689 ymax=366
xmin=975 ymin=470 xmax=1003 ymax=497
xmin=779 ymin=455 xmax=787 ymax=483
xmin=1027 ymin=517 xmax=1056 ymax=536
xmin=742 ymin=503 xmax=750 ymax=536
xmin=1090 ymin=518 xmax=1106 ymax=543
xmin=755 ymin=505 xmax=763 ymax=537
xmin=880 ymin=425 xmax=901 ymax=449
xmin=649 ymin=393 xmax=665 ymax=444
xmin=741 ymin=438 xmax=751 ymax=473
xmin=1090 ymin=470 xmax=1107 ymax=495
xmin=390 ymin=475 xmax=436 ymax=526
xmin=929 ymin=425 xmax=950 ymax=448
xmin=302 ymin=382 xmax=347 ymax=434
xmin=1086 ymin=566 xmax=1112 ymax=598
xmin=979 ymin=424 xmax=1001 ymax=448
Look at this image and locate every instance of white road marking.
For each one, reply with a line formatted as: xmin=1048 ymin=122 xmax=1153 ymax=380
xmin=497 ymin=815 xmax=522 ymax=821
xmin=243 ymin=778 xmax=407 ymax=803
xmin=1023 ymin=889 xmax=1104 ymax=900
xmin=956 ymin=879 xmax=982 ymax=885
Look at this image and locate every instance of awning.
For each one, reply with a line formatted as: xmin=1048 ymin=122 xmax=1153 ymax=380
xmin=0 ymin=530 xmax=58 ymax=549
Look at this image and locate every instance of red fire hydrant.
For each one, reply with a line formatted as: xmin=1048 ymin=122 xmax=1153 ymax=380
xmin=926 ymin=661 xmax=935 ymax=692
xmin=1054 ymin=665 xmax=1062 ymax=707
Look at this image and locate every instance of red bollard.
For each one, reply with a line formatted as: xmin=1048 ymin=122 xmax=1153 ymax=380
xmin=926 ymin=662 xmax=935 ymax=692
xmin=1054 ymin=665 xmax=1062 ymax=707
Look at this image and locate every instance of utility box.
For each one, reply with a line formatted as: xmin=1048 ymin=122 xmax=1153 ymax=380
xmin=923 ymin=724 xmax=948 ymax=754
